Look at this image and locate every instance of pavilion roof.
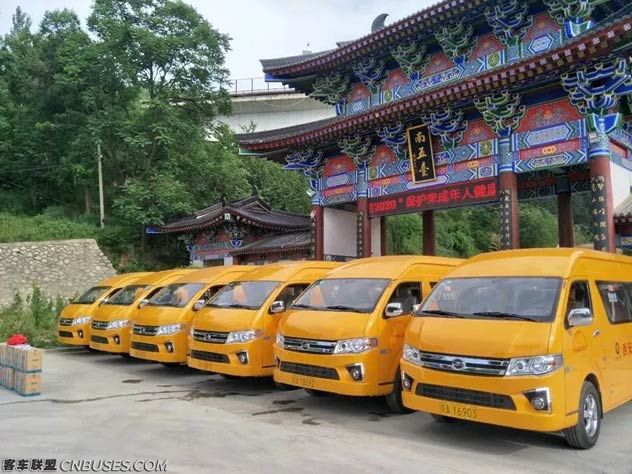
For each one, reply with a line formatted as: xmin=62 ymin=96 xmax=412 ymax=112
xmin=154 ymin=196 xmax=311 ymax=234
xmin=239 ymin=9 xmax=632 ymax=155
xmin=615 ymin=194 xmax=632 ymax=223
xmin=230 ymin=232 xmax=312 ymax=256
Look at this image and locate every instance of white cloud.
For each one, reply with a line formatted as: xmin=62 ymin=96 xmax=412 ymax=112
xmin=0 ymin=0 xmax=436 ymax=79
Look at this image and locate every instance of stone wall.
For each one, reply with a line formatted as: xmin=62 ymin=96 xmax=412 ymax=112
xmin=0 ymin=239 xmax=115 ymax=307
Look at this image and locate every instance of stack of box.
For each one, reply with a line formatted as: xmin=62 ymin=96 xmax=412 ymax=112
xmin=0 ymin=343 xmax=42 ymax=396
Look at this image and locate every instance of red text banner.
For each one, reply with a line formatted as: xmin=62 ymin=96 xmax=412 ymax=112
xmin=368 ymin=178 xmax=498 ymax=217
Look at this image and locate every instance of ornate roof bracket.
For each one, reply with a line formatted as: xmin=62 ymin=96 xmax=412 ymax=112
xmin=474 ymin=91 xmax=525 ymax=138
xmin=309 ymin=72 xmax=352 ymax=105
xmin=376 ymin=122 xmax=408 ymax=159
xmin=338 ymin=135 xmax=376 ymax=170
xmin=485 ymin=0 xmax=533 ymax=47
xmin=434 ymin=22 xmax=477 ymax=64
xmin=543 ymin=0 xmax=600 ymax=38
xmin=352 ymin=56 xmax=387 ymax=93
xmin=421 ymin=108 xmax=468 ymax=149
xmin=283 ymin=148 xmax=325 ymax=177
xmin=389 ymin=40 xmax=430 ymax=78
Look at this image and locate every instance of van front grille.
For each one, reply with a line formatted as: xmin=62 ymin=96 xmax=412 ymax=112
xmin=91 ymin=335 xmax=109 ymax=344
xmin=416 ymin=383 xmax=516 ymax=410
xmin=190 ymin=350 xmax=229 ymax=363
xmin=59 ymin=318 xmax=74 ymax=326
xmin=279 ymin=361 xmax=339 ymax=380
xmin=133 ymin=325 xmax=158 ymax=336
xmin=58 ymin=331 xmax=73 ymax=338
xmin=192 ymin=329 xmax=228 ymax=344
xmin=131 ymin=342 xmax=159 ymax=352
xmin=417 ymin=350 xmax=510 ymax=376
xmin=282 ymin=336 xmax=336 ymax=354
xmin=91 ymin=320 xmax=109 ymax=330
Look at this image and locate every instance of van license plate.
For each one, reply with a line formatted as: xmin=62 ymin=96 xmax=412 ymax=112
xmin=135 ymin=350 xmax=147 ymax=358
xmin=438 ymin=402 xmax=477 ymax=420
xmin=291 ymin=375 xmax=315 ymax=389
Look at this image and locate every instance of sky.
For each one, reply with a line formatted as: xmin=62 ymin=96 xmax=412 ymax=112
xmin=0 ymin=0 xmax=436 ymax=79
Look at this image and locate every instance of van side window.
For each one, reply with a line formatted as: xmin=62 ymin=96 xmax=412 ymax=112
xmin=566 ymin=281 xmax=591 ymax=317
xmin=387 ymin=283 xmax=422 ymax=315
xmin=201 ymin=285 xmax=223 ymax=302
xmin=276 ymin=284 xmax=309 ymax=308
xmin=596 ymin=282 xmax=632 ymax=324
xmin=430 ymin=282 xmax=438 ymax=288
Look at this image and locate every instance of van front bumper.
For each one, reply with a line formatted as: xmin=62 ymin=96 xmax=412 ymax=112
xmin=187 ymin=337 xmax=271 ymax=377
xmin=129 ymin=332 xmax=188 ymax=363
xmin=400 ymin=360 xmax=575 ymax=432
xmin=57 ymin=324 xmax=90 ymax=346
xmin=89 ymin=328 xmax=131 ymax=354
xmin=273 ymin=345 xmax=384 ymax=396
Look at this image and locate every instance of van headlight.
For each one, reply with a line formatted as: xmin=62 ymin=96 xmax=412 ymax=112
xmin=107 ymin=319 xmax=130 ymax=329
xmin=403 ymin=343 xmax=422 ymax=365
xmin=275 ymin=333 xmax=284 ymax=346
xmin=226 ymin=329 xmax=262 ymax=344
xmin=506 ymin=354 xmax=563 ymax=376
xmin=156 ymin=323 xmax=186 ymax=336
xmin=72 ymin=316 xmax=91 ymax=326
xmin=333 ymin=338 xmax=377 ymax=354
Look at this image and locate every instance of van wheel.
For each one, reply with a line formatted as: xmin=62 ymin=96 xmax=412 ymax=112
xmin=385 ymin=369 xmax=412 ymax=414
xmin=431 ymin=414 xmax=455 ymax=423
xmin=119 ymin=353 xmax=131 ymax=358
xmin=564 ymin=381 xmax=601 ymax=449
xmin=219 ymin=374 xmax=239 ymax=380
xmin=160 ymin=362 xmax=182 ymax=367
xmin=305 ymin=389 xmax=328 ymax=397
xmin=274 ymin=382 xmax=297 ymax=391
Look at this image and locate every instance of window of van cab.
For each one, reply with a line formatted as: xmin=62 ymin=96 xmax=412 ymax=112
xmin=104 ymin=285 xmax=148 ymax=306
xmin=419 ymin=277 xmax=562 ymax=322
xmin=148 ymin=283 xmax=205 ymax=308
xmin=74 ymin=286 xmax=109 ymax=304
xmin=276 ymin=284 xmax=309 ymax=308
xmin=292 ymin=278 xmax=390 ymax=313
xmin=596 ymin=282 xmax=632 ymax=324
xmin=208 ymin=281 xmax=279 ymax=309
xmin=386 ymin=283 xmax=422 ymax=314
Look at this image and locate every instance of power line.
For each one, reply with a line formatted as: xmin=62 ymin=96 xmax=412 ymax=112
xmin=0 ymin=176 xmax=80 ymax=210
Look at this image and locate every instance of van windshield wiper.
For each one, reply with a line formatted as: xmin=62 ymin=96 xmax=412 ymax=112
xmin=209 ymin=303 xmax=255 ymax=309
xmin=418 ymin=310 xmax=465 ymax=318
xmin=324 ymin=305 xmax=363 ymax=312
xmin=472 ymin=311 xmax=541 ymax=322
xmin=292 ymin=304 xmax=317 ymax=309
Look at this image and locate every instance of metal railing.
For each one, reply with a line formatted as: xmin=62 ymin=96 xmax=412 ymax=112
xmin=229 ymin=77 xmax=294 ymax=95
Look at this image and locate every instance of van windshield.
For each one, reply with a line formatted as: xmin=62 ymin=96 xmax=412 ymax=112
xmin=148 ymin=283 xmax=204 ymax=308
xmin=418 ymin=277 xmax=562 ymax=322
xmin=104 ymin=285 xmax=148 ymax=306
xmin=208 ymin=281 xmax=279 ymax=310
xmin=292 ymin=278 xmax=390 ymax=313
xmin=73 ymin=286 xmax=110 ymax=304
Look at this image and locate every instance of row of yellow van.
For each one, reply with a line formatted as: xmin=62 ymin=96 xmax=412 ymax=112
xmin=58 ymin=248 xmax=632 ymax=449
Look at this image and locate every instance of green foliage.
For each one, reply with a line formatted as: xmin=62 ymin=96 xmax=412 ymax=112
xmin=0 ymin=287 xmax=65 ymax=348
xmin=0 ymin=212 xmax=99 ymax=242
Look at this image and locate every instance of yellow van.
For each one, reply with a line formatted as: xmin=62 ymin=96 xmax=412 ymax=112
xmin=401 ymin=248 xmax=632 ymax=449
xmin=187 ymin=261 xmax=339 ymax=377
xmin=129 ymin=265 xmax=255 ymax=365
xmin=89 ymin=269 xmax=194 ymax=354
xmin=273 ymin=256 xmax=462 ymax=411
xmin=57 ymin=272 xmax=151 ymax=346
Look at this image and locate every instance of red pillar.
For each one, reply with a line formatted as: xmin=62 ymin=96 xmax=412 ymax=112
xmin=499 ymin=172 xmax=520 ymax=250
xmin=557 ymin=189 xmax=574 ymax=248
xmin=590 ymin=155 xmax=616 ymax=252
xmin=357 ymin=197 xmax=371 ymax=258
xmin=312 ymin=205 xmax=324 ymax=260
xmin=380 ymin=216 xmax=387 ymax=256
xmin=422 ymin=210 xmax=436 ymax=256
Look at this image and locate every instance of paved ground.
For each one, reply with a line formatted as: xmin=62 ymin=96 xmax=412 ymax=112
xmin=2 ymin=348 xmax=631 ymax=474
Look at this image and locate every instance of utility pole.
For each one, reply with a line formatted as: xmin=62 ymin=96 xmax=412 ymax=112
xmin=97 ymin=143 xmax=105 ymax=228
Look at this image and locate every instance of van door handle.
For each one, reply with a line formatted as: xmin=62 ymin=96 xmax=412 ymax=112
xmin=593 ymin=329 xmax=600 ymax=338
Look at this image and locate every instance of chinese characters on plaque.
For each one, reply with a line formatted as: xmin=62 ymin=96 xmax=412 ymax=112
xmin=406 ymin=125 xmax=436 ymax=184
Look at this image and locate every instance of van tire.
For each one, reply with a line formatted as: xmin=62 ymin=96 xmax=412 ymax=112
xmin=219 ymin=374 xmax=239 ymax=380
xmin=305 ymin=389 xmax=328 ymax=397
xmin=431 ymin=414 xmax=455 ymax=423
xmin=564 ymin=381 xmax=601 ymax=449
xmin=274 ymin=382 xmax=297 ymax=391
xmin=160 ymin=362 xmax=182 ymax=367
xmin=385 ymin=369 xmax=412 ymax=414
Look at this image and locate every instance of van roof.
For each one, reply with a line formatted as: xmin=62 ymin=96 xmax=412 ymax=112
xmin=172 ymin=265 xmax=258 ymax=284
xmin=327 ymin=255 xmax=463 ymax=280
xmin=449 ymin=248 xmax=632 ymax=279
xmin=131 ymin=268 xmax=196 ymax=286
xmin=236 ymin=261 xmax=340 ymax=282
xmin=97 ymin=272 xmax=152 ymax=287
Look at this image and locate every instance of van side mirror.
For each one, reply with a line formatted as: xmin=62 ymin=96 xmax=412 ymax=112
xmin=385 ymin=302 xmax=404 ymax=317
xmin=412 ymin=304 xmax=421 ymax=314
xmin=270 ymin=301 xmax=285 ymax=314
xmin=138 ymin=299 xmax=149 ymax=309
xmin=99 ymin=298 xmax=109 ymax=306
xmin=192 ymin=300 xmax=205 ymax=311
xmin=567 ymin=308 xmax=593 ymax=327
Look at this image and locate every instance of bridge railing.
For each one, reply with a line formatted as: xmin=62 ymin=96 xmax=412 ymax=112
xmin=229 ymin=77 xmax=293 ymax=94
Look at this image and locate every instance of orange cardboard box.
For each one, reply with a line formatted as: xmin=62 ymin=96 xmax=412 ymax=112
xmin=14 ymin=371 xmax=41 ymax=396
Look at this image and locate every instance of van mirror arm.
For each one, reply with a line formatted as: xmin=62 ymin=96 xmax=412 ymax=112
xmin=567 ymin=308 xmax=593 ymax=328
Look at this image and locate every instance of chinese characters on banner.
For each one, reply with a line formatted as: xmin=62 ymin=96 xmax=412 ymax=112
xmin=368 ymin=178 xmax=498 ymax=217
xmin=406 ymin=125 xmax=436 ymax=184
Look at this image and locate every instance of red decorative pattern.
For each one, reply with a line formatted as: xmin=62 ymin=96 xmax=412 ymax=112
xmin=370 ymin=145 xmax=398 ymax=166
xmin=383 ymin=69 xmax=410 ymax=91
xmin=348 ymin=83 xmax=371 ymax=102
xmin=524 ymin=13 xmax=560 ymax=43
xmin=462 ymin=119 xmax=496 ymax=145
xmin=516 ymin=98 xmax=582 ymax=133
xmin=323 ymin=184 xmax=355 ymax=198
xmin=519 ymin=139 xmax=581 ymax=160
xmin=368 ymin=178 xmax=497 ymax=216
xmin=423 ymin=53 xmax=455 ymax=77
xmin=470 ymin=33 xmax=504 ymax=60
xmin=324 ymin=155 xmax=355 ymax=177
